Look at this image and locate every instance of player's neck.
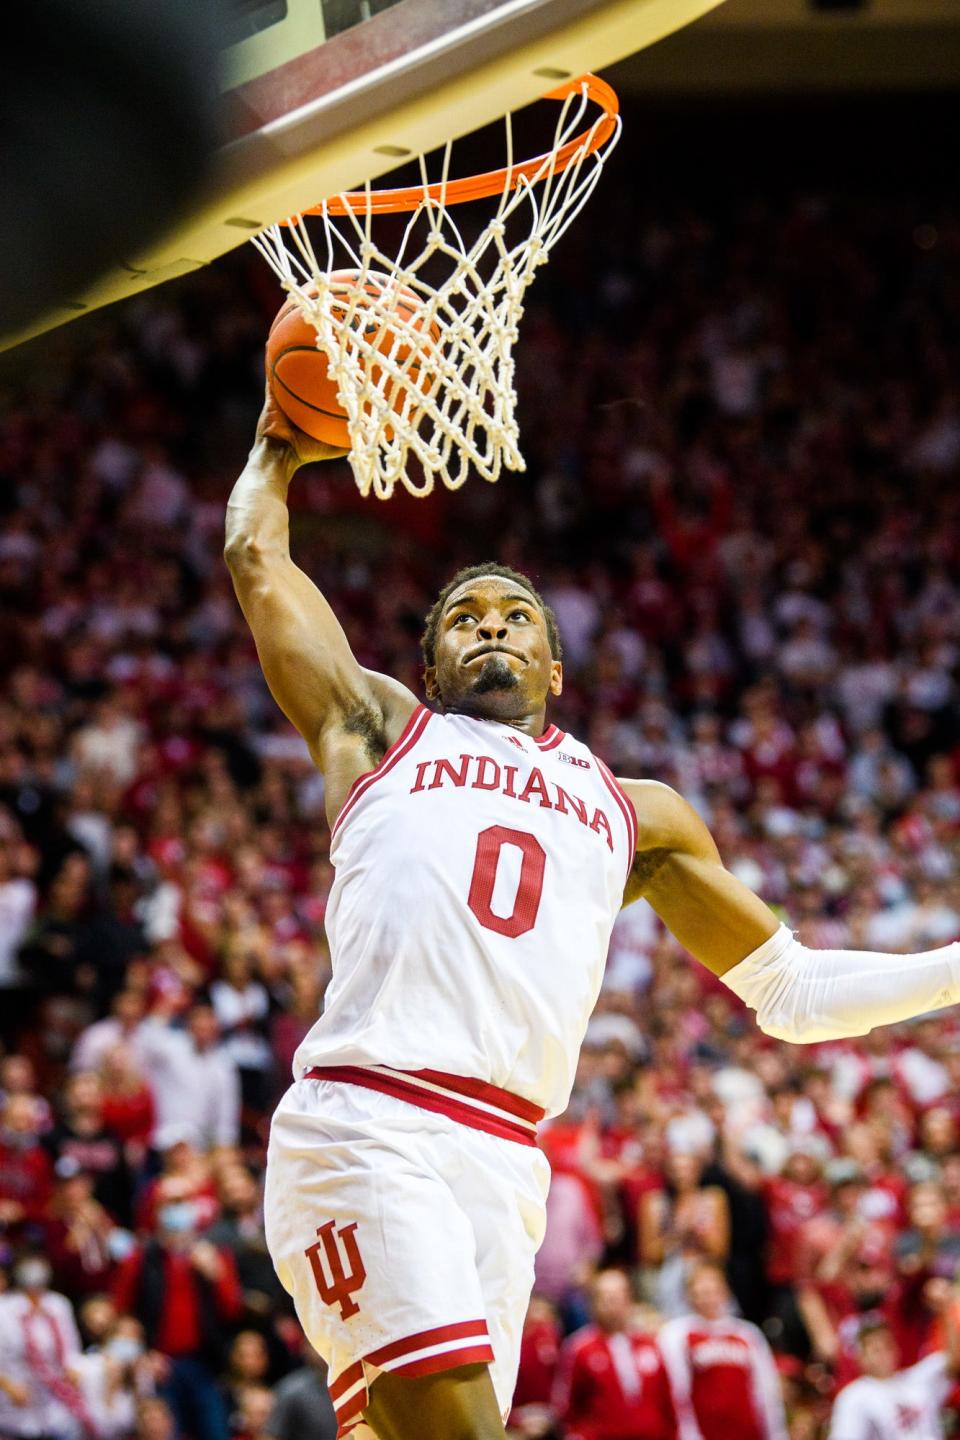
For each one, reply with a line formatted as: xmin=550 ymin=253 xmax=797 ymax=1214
xmin=441 ymin=701 xmax=550 ymax=738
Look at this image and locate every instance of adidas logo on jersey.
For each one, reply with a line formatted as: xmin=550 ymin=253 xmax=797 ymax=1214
xmin=559 ymin=752 xmax=590 ymax=769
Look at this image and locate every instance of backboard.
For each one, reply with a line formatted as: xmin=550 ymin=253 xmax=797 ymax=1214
xmin=1 ymin=0 xmax=727 ymax=351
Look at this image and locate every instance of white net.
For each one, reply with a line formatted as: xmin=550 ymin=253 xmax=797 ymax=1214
xmin=251 ymin=77 xmax=621 ymax=501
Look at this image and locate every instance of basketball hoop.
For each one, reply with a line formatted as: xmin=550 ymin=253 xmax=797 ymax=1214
xmin=252 ymin=75 xmax=620 ymax=501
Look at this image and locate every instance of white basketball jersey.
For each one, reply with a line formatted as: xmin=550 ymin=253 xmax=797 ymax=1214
xmin=295 ymin=706 xmax=636 ymax=1116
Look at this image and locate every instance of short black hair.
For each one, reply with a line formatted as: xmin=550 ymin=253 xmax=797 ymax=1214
xmin=420 ymin=563 xmax=562 ymax=670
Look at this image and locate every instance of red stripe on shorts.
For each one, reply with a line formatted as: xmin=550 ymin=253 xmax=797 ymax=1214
xmin=328 ymin=1362 xmax=364 ymax=1403
xmin=389 ymin=1344 xmax=496 ymax=1378
xmin=367 ymin=1319 xmax=490 ymax=1368
xmin=328 ymin=1321 xmax=494 ymax=1430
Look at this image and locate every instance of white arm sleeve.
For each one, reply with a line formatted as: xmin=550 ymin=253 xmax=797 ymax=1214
xmin=722 ymin=925 xmax=960 ymax=1044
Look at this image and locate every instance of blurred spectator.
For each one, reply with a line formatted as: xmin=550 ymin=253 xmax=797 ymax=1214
xmin=135 ymin=1003 xmax=241 ymax=1151
xmin=0 ymin=1093 xmax=54 ymax=1235
xmin=639 ymin=1148 xmax=730 ymax=1318
xmin=264 ymin=1347 xmax=337 ymax=1440
xmin=553 ymin=1270 xmax=676 ymax=1440
xmin=209 ymin=943 xmax=274 ymax=1114
xmin=43 ymin=1158 xmax=124 ymax=1298
xmin=135 ymin=1128 xmax=219 ymax=1235
xmin=73 ymin=1314 xmax=157 ymax=1440
xmin=71 ymin=991 xmax=148 ymax=1075
xmin=509 ymin=1296 xmax=562 ymax=1438
xmin=827 ymin=1297 xmax=959 ymax=1440
xmin=0 ymin=1255 xmax=93 ymax=1439
xmin=659 ymin=1262 xmax=788 ymax=1439
xmin=207 ymin=1165 xmax=285 ymax=1320
xmin=112 ymin=1198 xmax=243 ymax=1440
xmin=45 ymin=1071 xmax=132 ymax=1227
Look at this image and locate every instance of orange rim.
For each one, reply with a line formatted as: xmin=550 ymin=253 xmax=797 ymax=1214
xmin=295 ymin=74 xmax=618 ymax=220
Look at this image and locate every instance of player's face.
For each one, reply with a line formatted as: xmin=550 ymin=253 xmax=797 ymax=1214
xmin=425 ymin=576 xmax=562 ymax=723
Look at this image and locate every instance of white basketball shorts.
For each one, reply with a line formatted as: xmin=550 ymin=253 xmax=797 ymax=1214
xmin=264 ymin=1068 xmax=551 ymax=1434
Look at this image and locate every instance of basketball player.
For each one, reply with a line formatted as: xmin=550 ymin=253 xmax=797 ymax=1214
xmin=225 ymin=391 xmax=960 ymax=1440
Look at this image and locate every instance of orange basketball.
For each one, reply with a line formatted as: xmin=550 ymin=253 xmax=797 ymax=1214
xmin=266 ymin=271 xmax=439 ymax=448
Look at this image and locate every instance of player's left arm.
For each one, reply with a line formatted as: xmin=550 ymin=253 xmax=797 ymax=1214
xmin=618 ymin=777 xmax=960 ymax=1044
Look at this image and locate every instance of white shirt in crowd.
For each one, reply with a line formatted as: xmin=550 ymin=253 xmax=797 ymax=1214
xmin=133 ymin=1018 xmax=240 ymax=1148
xmin=828 ymin=1352 xmax=952 ymax=1440
xmin=0 ymin=1291 xmax=84 ymax=1440
xmin=72 ymin=1352 xmax=139 ymax=1440
xmin=71 ymin=1017 xmax=145 ymax=1074
xmin=208 ymin=979 xmax=273 ymax=1072
xmin=0 ymin=875 xmax=35 ymax=987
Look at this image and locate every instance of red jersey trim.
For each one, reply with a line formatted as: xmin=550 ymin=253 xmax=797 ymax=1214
xmin=534 ymin=723 xmax=564 ymax=751
xmin=595 ymin=757 xmax=638 ymax=884
xmin=303 ymin=1064 xmax=542 ymax=1145
xmin=331 ymin=704 xmax=433 ymax=840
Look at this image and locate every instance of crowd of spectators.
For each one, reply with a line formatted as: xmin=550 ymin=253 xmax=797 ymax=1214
xmin=1 ymin=165 xmax=959 ymax=1439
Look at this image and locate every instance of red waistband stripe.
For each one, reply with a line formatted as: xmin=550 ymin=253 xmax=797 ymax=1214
xmin=303 ymin=1064 xmax=544 ymax=1146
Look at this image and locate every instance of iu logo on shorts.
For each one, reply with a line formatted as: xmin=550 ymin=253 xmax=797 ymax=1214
xmin=304 ymin=1221 xmax=367 ymax=1320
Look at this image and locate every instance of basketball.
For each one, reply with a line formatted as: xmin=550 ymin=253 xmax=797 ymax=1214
xmin=266 ymin=271 xmax=439 ymax=448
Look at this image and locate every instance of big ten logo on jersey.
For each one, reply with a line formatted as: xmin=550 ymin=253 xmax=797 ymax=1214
xmin=408 ymin=751 xmax=613 ymax=851
xmin=304 ymin=1221 xmax=367 ymax=1320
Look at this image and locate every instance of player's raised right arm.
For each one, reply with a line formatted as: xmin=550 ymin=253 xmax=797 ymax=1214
xmin=224 ymin=394 xmax=416 ymax=776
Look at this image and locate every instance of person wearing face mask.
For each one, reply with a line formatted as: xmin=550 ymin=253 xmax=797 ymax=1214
xmin=0 ymin=1254 xmax=96 ymax=1440
xmin=72 ymin=1316 xmax=155 ymax=1440
xmin=111 ymin=1198 xmax=243 ymax=1440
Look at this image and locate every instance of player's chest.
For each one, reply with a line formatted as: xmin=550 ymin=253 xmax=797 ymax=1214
xmin=396 ymin=742 xmax=621 ymax=858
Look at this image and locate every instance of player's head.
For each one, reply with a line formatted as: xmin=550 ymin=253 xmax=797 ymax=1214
xmin=687 ymin=1262 xmax=731 ymax=1321
xmin=421 ymin=564 xmax=562 ymax=723
xmin=855 ymin=1318 xmax=898 ymax=1379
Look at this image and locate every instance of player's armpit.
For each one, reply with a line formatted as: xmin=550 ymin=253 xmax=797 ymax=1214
xmin=618 ymin=778 xmax=779 ymax=977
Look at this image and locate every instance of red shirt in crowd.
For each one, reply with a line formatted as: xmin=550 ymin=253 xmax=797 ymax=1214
xmin=112 ymin=1243 xmax=242 ymax=1355
xmin=553 ymin=1326 xmax=676 ymax=1440
xmin=762 ymin=1175 xmax=828 ymax=1287
xmin=658 ymin=1315 xmax=787 ymax=1440
xmin=101 ymin=1085 xmax=155 ymax=1145
xmin=510 ymin=1309 xmax=561 ymax=1417
xmin=0 ymin=1134 xmax=53 ymax=1224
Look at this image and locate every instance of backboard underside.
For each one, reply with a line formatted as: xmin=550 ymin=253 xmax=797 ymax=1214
xmin=1 ymin=0 xmax=726 ymax=352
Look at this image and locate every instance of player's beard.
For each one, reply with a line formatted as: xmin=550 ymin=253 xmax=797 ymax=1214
xmin=469 ymin=653 xmax=520 ymax=695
